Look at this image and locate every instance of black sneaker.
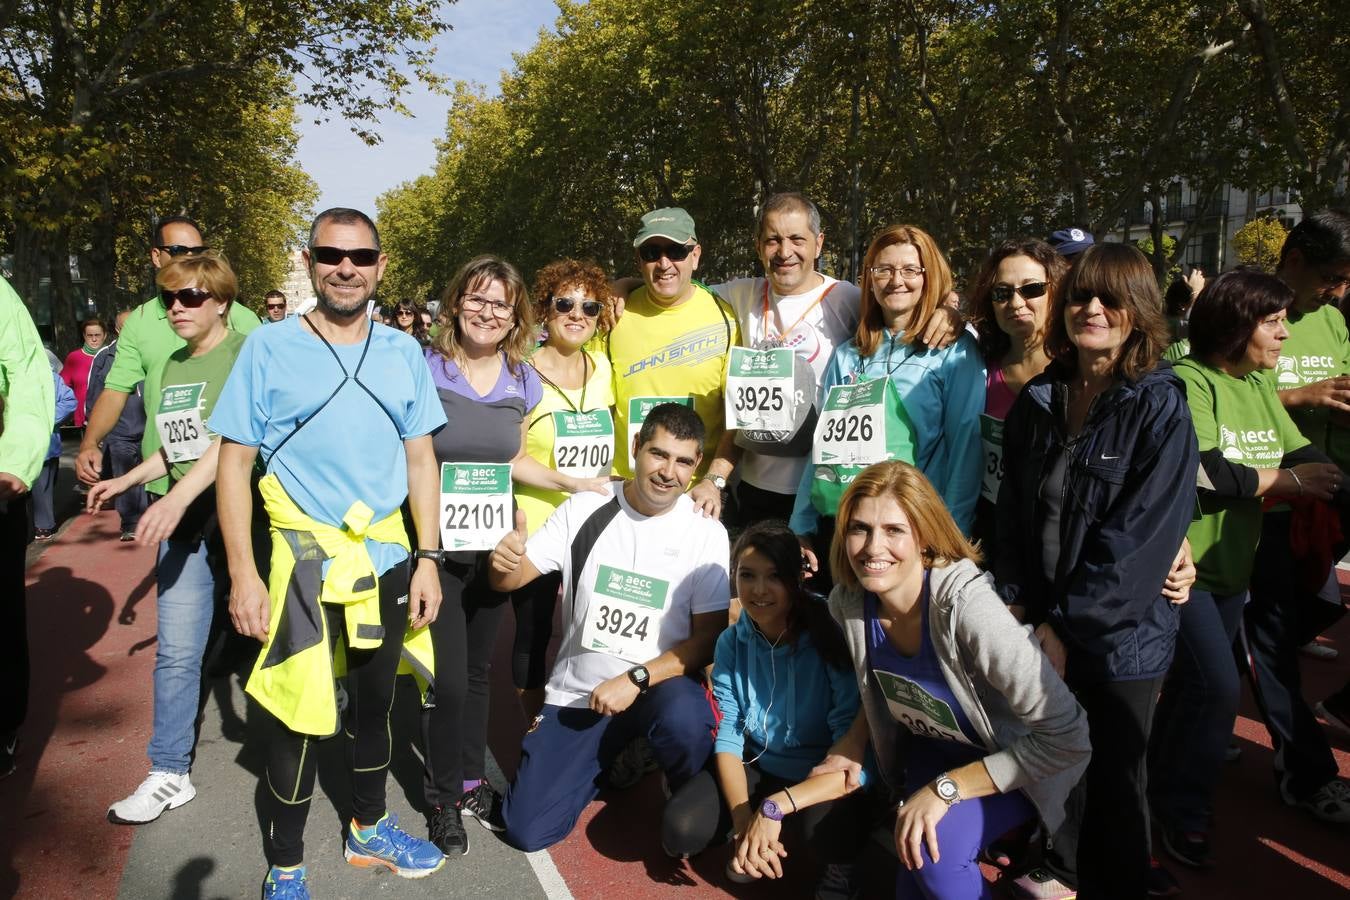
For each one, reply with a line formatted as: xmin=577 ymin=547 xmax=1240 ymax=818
xmin=1160 ymin=823 xmax=1211 ymax=868
xmin=1147 ymin=858 xmax=1181 ymax=897
xmin=814 ymin=862 xmax=860 ymax=900
xmin=428 ymin=804 xmax=469 ymax=857
xmin=0 ymin=732 xmax=16 ymax=779
xmin=458 ymin=782 xmax=505 ymax=832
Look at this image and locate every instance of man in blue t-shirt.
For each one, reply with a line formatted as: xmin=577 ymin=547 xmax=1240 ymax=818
xmin=210 ymin=208 xmax=448 ymax=897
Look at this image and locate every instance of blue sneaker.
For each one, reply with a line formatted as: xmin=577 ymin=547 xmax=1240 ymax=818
xmin=344 ymin=812 xmax=445 ymax=878
xmin=262 ymin=865 xmax=309 ymax=899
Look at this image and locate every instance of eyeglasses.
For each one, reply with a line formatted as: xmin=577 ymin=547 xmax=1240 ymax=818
xmin=309 ymin=246 xmax=381 ymax=267
xmin=156 ymin=245 xmax=209 ymax=257
xmin=160 ymin=287 xmax=215 ymax=309
xmin=991 ymin=282 xmax=1049 ymax=304
xmin=551 ymin=296 xmax=603 ymax=317
xmin=1068 ymin=289 xmax=1124 ymax=309
xmin=396 ymin=308 xmax=416 ymax=317
xmin=461 ymin=294 xmax=514 ymax=317
xmin=638 ymin=242 xmax=696 ymax=263
xmin=868 ymin=264 xmax=925 ymax=281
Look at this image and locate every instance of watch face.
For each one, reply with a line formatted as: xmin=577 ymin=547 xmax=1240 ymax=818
xmin=631 ymin=666 xmax=649 ymax=684
xmin=936 ymin=777 xmax=959 ymax=801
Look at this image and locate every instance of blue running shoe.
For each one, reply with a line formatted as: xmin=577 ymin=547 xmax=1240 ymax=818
xmin=344 ymin=812 xmax=445 ymax=878
xmin=262 ymin=865 xmax=309 ymax=899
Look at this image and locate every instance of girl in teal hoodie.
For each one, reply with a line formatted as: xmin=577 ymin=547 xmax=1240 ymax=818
xmin=661 ymin=523 xmax=867 ymax=894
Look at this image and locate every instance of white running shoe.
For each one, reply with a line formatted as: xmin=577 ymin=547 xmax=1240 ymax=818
xmin=107 ymin=771 xmax=196 ymax=824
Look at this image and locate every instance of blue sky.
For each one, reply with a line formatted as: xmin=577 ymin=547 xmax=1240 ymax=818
xmin=295 ymin=0 xmax=559 ymax=219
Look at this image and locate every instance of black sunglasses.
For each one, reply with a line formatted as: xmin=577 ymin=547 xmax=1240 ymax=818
xmin=637 ymin=242 xmax=695 ymax=263
xmin=160 ymin=287 xmax=215 ymax=309
xmin=991 ymin=282 xmax=1049 ymax=304
xmin=157 ymin=244 xmax=209 ymax=257
xmin=265 ymin=303 xmax=285 ymax=310
xmin=310 ymin=246 xmax=381 ymax=267
xmin=1068 ymin=288 xmax=1124 ymax=309
xmin=551 ymin=296 xmax=603 ymax=317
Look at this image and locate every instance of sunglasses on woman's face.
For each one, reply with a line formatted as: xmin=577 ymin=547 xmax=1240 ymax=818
xmin=551 ymin=296 xmax=602 ymax=317
xmin=990 ymin=282 xmax=1048 ymax=304
xmin=1068 ymin=289 xmax=1124 ymax=309
xmin=160 ymin=287 xmax=214 ymax=309
xmin=397 ymin=308 xmax=415 ymax=317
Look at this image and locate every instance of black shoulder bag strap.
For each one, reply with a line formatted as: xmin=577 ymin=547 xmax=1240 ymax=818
xmin=568 ymin=496 xmax=623 ymax=604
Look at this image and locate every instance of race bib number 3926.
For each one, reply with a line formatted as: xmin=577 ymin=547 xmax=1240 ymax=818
xmin=811 ymin=379 xmax=888 ymax=466
xmin=580 ymin=564 xmax=670 ymax=663
xmin=439 ymin=462 xmax=512 ymax=552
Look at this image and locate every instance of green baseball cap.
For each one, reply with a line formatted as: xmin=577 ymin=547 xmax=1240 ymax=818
xmin=632 ymin=207 xmax=697 ymax=247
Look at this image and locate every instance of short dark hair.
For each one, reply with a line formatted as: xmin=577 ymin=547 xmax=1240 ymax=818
xmin=1279 ymin=209 xmax=1350 ymax=268
xmin=264 ymin=290 xmax=286 ymax=301
xmin=636 ymin=402 xmax=705 ymax=450
xmin=309 ymin=207 xmax=380 ymax=251
xmin=1046 ymin=242 xmax=1170 ymax=381
xmin=970 ymin=238 xmax=1069 ymax=360
xmin=152 ymin=215 xmax=202 ymax=247
xmin=756 ymin=192 xmax=821 ymax=239
xmin=1188 ymin=268 xmax=1294 ymax=363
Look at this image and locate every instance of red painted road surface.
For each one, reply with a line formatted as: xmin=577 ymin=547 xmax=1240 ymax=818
xmin=3 ymin=507 xmax=1348 ymax=898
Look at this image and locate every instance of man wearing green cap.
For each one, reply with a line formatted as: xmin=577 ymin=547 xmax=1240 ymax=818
xmin=606 ymin=207 xmax=740 ymax=516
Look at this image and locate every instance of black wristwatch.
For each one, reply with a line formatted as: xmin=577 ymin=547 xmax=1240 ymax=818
xmin=627 ymin=665 xmax=651 ymax=694
xmin=413 ymin=549 xmax=443 ymax=564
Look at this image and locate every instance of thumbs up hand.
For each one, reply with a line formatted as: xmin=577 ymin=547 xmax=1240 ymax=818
xmin=491 ymin=508 xmax=529 ymax=576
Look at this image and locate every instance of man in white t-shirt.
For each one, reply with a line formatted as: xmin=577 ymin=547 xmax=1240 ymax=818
xmin=707 ymin=193 xmax=862 ymax=525
xmin=488 ymin=402 xmax=729 ymax=852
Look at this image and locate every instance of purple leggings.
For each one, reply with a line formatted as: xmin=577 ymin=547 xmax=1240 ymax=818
xmin=894 ymin=766 xmax=1035 ymax=899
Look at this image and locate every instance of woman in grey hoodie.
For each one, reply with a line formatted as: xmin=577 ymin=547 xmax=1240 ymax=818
xmin=818 ymin=460 xmax=1090 ymax=898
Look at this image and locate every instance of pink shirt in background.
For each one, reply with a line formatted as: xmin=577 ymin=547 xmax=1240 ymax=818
xmin=984 ymin=361 xmax=1019 ymax=422
xmin=60 ymin=347 xmax=97 ymax=427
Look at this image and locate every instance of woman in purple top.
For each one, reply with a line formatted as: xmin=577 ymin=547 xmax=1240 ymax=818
xmin=968 ymin=239 xmax=1067 ymax=548
xmin=420 ymin=255 xmax=608 ymax=859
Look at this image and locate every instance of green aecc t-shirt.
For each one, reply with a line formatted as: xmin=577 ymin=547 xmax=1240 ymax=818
xmin=1275 ymin=303 xmax=1350 ymax=471
xmin=157 ymin=331 xmax=247 ymax=484
xmin=1176 ymin=358 xmax=1308 ymax=595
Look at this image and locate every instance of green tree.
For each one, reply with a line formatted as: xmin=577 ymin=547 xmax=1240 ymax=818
xmin=1232 ymin=215 xmax=1288 ymax=272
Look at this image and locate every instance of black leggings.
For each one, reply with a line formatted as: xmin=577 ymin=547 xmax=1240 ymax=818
xmin=422 ymin=552 xmax=509 ymax=807
xmin=661 ymin=762 xmax=867 ymax=863
xmin=510 ymin=571 xmax=560 ymax=690
xmin=264 ymin=565 xmax=409 ymax=867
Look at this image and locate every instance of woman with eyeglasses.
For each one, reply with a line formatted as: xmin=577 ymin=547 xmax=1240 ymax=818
xmin=88 ymin=251 xmax=258 ymax=826
xmin=660 ymin=522 xmax=867 ymax=895
xmin=967 ymin=240 xmax=1067 ymax=547
xmin=993 ymin=242 xmax=1198 ymax=899
xmin=512 ymin=260 xmax=618 ymax=720
xmin=420 ymin=255 xmax=609 ymax=858
xmin=394 ymin=300 xmax=430 ymax=346
xmin=789 ymin=225 xmax=984 ymax=584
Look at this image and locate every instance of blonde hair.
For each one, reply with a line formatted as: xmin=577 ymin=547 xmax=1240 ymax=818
xmin=431 ymin=255 xmax=535 ymax=376
xmin=855 ymin=225 xmax=953 ymax=357
xmin=830 ymin=461 xmax=981 ymax=590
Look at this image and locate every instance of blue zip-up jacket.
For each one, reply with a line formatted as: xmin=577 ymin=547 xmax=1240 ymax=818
xmin=49 ymin=369 xmax=76 ymax=459
xmin=789 ymin=330 xmax=985 ymax=535
xmin=993 ymin=359 xmax=1198 ymax=684
xmin=712 ymin=609 xmax=862 ymax=784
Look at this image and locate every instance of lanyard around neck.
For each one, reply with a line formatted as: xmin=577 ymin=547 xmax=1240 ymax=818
xmin=760 ymin=278 xmax=836 ymax=345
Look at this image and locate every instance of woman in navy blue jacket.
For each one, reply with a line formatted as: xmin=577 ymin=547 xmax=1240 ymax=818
xmin=993 ymin=242 xmax=1198 ymax=900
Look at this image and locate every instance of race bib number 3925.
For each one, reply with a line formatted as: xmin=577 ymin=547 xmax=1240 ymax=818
xmin=439 ymin=462 xmax=512 ymax=552
xmin=580 ymin=564 xmax=670 ymax=663
xmin=724 ymin=347 xmax=795 ymax=431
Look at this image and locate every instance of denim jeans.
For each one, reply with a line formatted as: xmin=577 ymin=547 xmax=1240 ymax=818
xmin=147 ymin=539 xmax=222 ymax=774
xmin=1149 ymin=588 xmax=1246 ymax=831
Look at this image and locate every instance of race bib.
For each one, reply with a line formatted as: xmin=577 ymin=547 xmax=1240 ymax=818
xmin=155 ymin=382 xmax=211 ymax=464
xmin=724 ymin=347 xmax=795 ymax=432
xmin=627 ymin=396 xmax=693 ymax=455
xmin=979 ymin=414 xmax=1004 ymax=503
xmin=580 ymin=564 xmax=669 ymax=663
xmin=439 ymin=463 xmax=512 ymax=552
xmin=873 ymin=668 xmax=977 ymax=747
xmin=553 ymin=409 xmax=615 ymax=478
xmin=812 ymin=379 xmax=889 ymax=466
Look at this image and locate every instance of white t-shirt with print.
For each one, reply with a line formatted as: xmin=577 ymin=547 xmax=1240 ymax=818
xmin=713 ymin=275 xmax=862 ymax=494
xmin=526 ymin=486 xmax=730 ymax=708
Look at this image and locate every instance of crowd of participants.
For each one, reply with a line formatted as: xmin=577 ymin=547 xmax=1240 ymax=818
xmin=0 ymin=197 xmax=1348 ymax=900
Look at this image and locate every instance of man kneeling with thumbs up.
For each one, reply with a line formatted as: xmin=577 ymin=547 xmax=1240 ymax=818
xmin=489 ymin=402 xmax=729 ymax=851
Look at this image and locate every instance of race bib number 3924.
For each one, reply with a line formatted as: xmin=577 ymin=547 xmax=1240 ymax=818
xmin=580 ymin=564 xmax=670 ymax=663
xmin=439 ymin=462 xmax=512 ymax=552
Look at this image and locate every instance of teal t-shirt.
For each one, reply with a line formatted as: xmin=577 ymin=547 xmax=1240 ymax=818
xmin=1276 ymin=303 xmax=1350 ymax=470
xmin=156 ymin=330 xmax=247 ymax=483
xmin=1176 ymin=358 xmax=1308 ymax=595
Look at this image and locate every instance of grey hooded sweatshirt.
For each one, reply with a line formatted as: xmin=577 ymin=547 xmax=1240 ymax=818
xmin=829 ymin=558 xmax=1090 ymax=832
